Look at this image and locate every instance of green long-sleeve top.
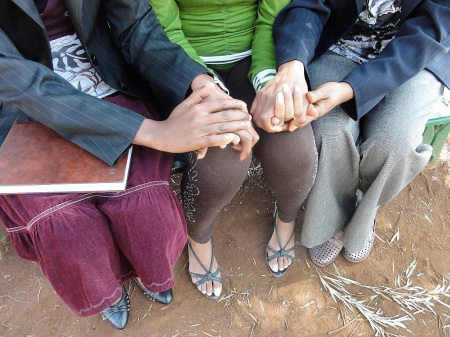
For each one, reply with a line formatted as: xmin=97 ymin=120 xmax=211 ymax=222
xmin=149 ymin=0 xmax=289 ymax=91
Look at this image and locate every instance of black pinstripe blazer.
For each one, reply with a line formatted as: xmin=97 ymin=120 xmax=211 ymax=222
xmin=0 ymin=0 xmax=207 ymax=165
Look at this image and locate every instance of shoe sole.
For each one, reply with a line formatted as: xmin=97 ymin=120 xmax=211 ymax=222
xmin=342 ymin=247 xmax=373 ymax=263
xmin=309 ymin=258 xmax=333 ymax=267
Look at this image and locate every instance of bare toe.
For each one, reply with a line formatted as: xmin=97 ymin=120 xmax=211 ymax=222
xmin=206 ymin=281 xmax=213 ymax=297
xmin=269 ymin=259 xmax=279 ymax=272
xmin=277 ymin=257 xmax=285 ymax=271
xmin=213 ymin=280 xmax=222 ymax=297
xmin=188 ymin=238 xmax=223 ymax=298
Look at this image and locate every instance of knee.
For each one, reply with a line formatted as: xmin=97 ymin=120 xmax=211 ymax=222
xmin=313 ymin=112 xmax=357 ymax=151
xmin=282 ymin=126 xmax=317 ymax=176
xmin=362 ymin=129 xmax=423 ymax=166
xmin=194 ymin=146 xmax=251 ymax=177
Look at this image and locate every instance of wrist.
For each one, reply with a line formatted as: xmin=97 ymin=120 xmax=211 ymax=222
xmin=276 ymin=60 xmax=306 ymax=88
xmin=191 ymin=73 xmax=215 ymax=91
xmin=278 ymin=60 xmax=304 ymax=75
xmin=339 ymin=82 xmax=354 ymax=102
xmin=133 ymin=119 xmax=163 ymax=151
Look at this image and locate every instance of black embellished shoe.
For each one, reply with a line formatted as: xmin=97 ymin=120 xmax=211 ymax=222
xmin=133 ymin=278 xmax=173 ymax=305
xmin=101 ymin=285 xmax=130 ymax=330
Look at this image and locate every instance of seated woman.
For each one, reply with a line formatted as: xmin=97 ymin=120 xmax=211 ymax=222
xmin=150 ymin=0 xmax=317 ymax=298
xmin=0 ymin=0 xmax=251 ymax=330
xmin=266 ymin=0 xmax=449 ymax=266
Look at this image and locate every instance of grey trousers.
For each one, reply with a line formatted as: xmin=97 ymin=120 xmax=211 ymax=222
xmin=301 ymin=51 xmax=445 ymax=253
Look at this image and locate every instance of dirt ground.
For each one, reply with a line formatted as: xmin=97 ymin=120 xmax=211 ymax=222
xmin=0 ymin=144 xmax=449 ymax=337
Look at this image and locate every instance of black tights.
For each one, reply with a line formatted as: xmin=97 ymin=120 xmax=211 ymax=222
xmin=182 ymin=57 xmax=317 ymax=243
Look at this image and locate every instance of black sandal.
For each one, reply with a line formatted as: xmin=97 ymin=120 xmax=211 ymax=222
xmin=266 ymin=215 xmax=295 ymax=277
xmin=188 ymin=239 xmax=222 ymax=299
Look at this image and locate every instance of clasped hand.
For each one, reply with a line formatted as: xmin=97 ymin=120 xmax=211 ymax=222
xmin=250 ymin=60 xmax=354 ymax=133
xmin=133 ymin=82 xmax=254 ymax=158
xmin=191 ymin=74 xmax=259 ymax=161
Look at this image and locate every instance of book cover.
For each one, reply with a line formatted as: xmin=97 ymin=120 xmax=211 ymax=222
xmin=0 ymin=123 xmax=132 ymax=194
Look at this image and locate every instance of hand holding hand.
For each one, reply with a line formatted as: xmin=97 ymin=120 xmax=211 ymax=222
xmin=305 ymin=82 xmax=354 ymax=122
xmin=191 ymin=73 xmax=230 ymax=102
xmin=229 ymin=124 xmax=259 ymax=161
xmin=133 ymin=83 xmax=251 ymax=153
xmin=250 ymin=60 xmax=308 ymax=133
xmin=191 ymin=74 xmax=258 ymax=161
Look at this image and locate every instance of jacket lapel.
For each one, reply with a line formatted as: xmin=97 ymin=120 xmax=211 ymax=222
xmin=1 ymin=0 xmax=51 ymax=67
xmin=65 ymin=0 xmax=100 ymax=44
xmin=10 ymin=0 xmax=45 ymax=30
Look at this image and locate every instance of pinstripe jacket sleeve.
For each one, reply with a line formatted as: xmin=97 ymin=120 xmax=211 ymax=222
xmin=0 ymin=0 xmax=209 ymax=166
xmin=102 ymin=0 xmax=208 ymax=110
xmin=0 ymin=25 xmax=145 ymax=166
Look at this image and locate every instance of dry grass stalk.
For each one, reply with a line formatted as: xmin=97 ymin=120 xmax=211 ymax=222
xmin=247 ymin=160 xmax=263 ymax=181
xmin=389 ymin=228 xmax=400 ymax=244
xmin=316 ymin=259 xmax=450 ymax=337
xmin=327 ymin=314 xmax=361 ymax=335
xmin=246 ymin=159 xmax=268 ymax=190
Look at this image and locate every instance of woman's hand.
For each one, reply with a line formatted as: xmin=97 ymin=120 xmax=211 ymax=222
xmin=250 ymin=60 xmax=309 ymax=133
xmin=133 ymin=83 xmax=251 ymax=153
xmin=191 ymin=73 xmax=259 ymax=161
xmin=305 ymin=82 xmax=354 ymax=122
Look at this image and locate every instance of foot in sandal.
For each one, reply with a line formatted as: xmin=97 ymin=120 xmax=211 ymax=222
xmin=188 ymin=238 xmax=222 ymax=299
xmin=266 ymin=213 xmax=295 ymax=277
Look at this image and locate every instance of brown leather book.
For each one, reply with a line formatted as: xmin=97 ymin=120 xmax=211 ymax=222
xmin=0 ymin=123 xmax=132 ymax=194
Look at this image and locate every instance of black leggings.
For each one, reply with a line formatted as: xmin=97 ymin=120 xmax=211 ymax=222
xmin=182 ymin=57 xmax=317 ymax=243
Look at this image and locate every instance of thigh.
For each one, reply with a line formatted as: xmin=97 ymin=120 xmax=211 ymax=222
xmin=309 ymin=51 xmax=359 ymax=91
xmin=253 ymin=123 xmax=316 ymax=169
xmin=309 ymin=51 xmax=361 ymax=146
xmin=361 ymin=70 xmax=445 ymax=151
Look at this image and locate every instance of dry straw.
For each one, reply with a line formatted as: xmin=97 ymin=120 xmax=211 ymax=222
xmin=316 ymin=260 xmax=450 ymax=336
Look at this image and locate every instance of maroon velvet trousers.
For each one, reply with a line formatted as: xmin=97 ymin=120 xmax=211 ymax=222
xmin=0 ymin=95 xmax=187 ymax=317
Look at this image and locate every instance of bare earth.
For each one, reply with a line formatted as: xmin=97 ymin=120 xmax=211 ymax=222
xmin=0 ymin=145 xmax=449 ymax=337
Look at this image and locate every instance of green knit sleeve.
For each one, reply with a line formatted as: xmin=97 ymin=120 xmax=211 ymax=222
xmin=249 ymin=0 xmax=290 ymax=91
xmin=149 ymin=0 xmax=207 ymax=69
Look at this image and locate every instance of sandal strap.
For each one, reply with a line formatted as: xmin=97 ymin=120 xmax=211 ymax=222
xmin=266 ymin=244 xmax=295 ymax=261
xmin=188 ymin=239 xmax=216 ymax=274
xmin=189 ymin=266 xmax=222 ymax=287
xmin=188 ymin=239 xmax=222 ymax=287
xmin=274 ymin=215 xmax=295 ymax=251
xmin=266 ymin=212 xmax=295 ymax=262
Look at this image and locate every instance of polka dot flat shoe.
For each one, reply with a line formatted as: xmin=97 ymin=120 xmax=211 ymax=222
xmin=343 ymin=221 xmax=376 ymax=263
xmin=308 ymin=230 xmax=344 ymax=267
